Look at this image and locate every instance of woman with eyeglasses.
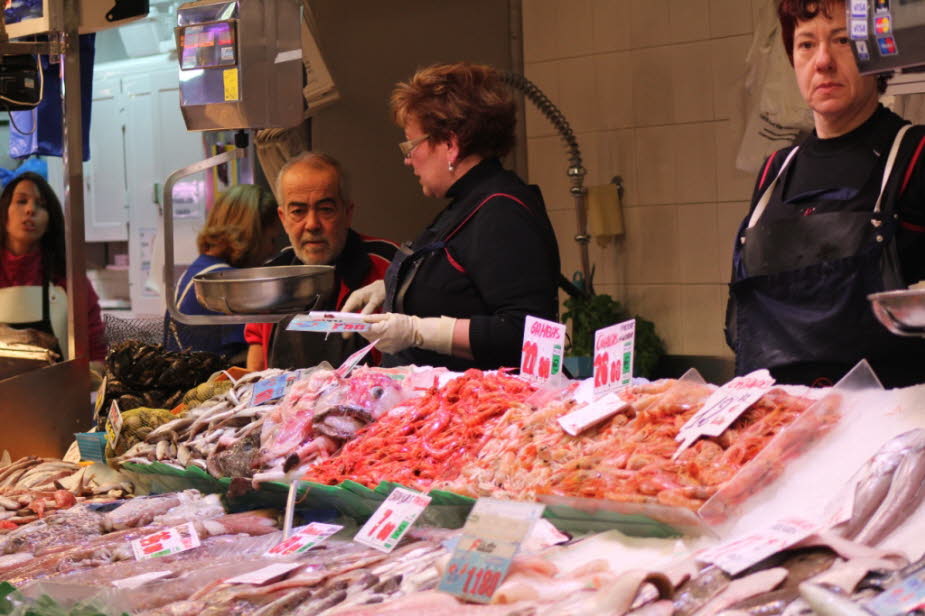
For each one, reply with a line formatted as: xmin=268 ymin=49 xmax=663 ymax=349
xmin=342 ymin=62 xmax=561 ymax=370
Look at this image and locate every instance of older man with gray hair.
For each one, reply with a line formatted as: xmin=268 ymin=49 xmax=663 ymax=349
xmin=245 ymin=152 xmax=397 ymax=370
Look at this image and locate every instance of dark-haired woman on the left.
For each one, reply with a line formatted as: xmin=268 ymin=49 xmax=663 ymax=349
xmin=0 ymin=172 xmax=106 ymax=370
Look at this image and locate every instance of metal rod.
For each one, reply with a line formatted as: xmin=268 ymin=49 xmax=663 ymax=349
xmin=162 ymin=149 xmax=291 ymax=325
xmin=60 ymin=0 xmax=89 ymax=366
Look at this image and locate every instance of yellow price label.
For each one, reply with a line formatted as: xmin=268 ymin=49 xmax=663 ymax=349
xmin=223 ymin=68 xmax=239 ymax=101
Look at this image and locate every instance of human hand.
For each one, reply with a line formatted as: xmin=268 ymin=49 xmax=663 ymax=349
xmin=360 ymin=313 xmax=456 ymax=355
xmin=341 ymin=279 xmax=385 ymax=315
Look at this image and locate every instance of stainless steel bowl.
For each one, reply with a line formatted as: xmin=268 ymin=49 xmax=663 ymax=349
xmin=193 ymin=265 xmax=335 ymax=315
xmin=868 ymin=289 xmax=925 ymax=337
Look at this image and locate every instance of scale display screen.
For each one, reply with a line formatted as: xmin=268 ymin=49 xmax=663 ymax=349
xmin=178 ymin=20 xmax=238 ymax=70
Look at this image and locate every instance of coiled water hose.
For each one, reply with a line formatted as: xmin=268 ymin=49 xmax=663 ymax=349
xmin=501 ymin=71 xmax=591 ymax=293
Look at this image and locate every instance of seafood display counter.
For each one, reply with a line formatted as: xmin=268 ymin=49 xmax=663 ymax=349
xmin=0 ymin=358 xmax=923 ymax=614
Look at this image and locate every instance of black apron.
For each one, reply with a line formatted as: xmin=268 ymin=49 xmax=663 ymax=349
xmin=5 ymin=260 xmax=63 ymax=358
xmin=381 ymin=192 xmax=519 ymax=368
xmin=729 ymin=125 xmax=925 ymax=386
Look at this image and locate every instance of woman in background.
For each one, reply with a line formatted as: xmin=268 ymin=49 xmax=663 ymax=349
xmin=0 ymin=172 xmax=107 ymax=368
xmin=164 ymin=184 xmax=281 ymax=362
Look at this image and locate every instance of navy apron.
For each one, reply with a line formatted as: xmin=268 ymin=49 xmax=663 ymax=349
xmin=729 ymin=125 xmax=921 ymax=383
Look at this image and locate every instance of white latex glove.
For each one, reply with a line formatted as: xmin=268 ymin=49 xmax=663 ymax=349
xmin=341 ymin=279 xmax=385 ymax=315
xmin=361 ymin=313 xmax=456 ymax=355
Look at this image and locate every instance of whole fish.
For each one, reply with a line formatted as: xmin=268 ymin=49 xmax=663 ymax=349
xmin=855 ymin=445 xmax=925 ymax=546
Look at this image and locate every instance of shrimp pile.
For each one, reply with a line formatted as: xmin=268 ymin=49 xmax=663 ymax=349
xmin=304 ymin=369 xmax=536 ymax=489
xmin=443 ymin=379 xmax=834 ymax=511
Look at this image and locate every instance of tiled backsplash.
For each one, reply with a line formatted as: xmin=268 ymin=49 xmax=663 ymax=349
xmin=523 ymin=0 xmax=766 ymax=356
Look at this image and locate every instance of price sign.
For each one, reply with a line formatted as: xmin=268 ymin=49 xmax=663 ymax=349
xmin=286 ymin=311 xmax=372 ymax=333
xmin=593 ymin=319 xmax=635 ymax=397
xmin=266 ymin=523 xmax=343 ymax=557
xmin=438 ymin=498 xmax=545 ymax=604
xmin=697 ymin=517 xmax=817 ymax=575
xmin=252 ymin=372 xmax=299 ymax=406
xmin=519 ymin=316 xmax=566 ymax=383
xmin=335 ymin=340 xmax=378 ymax=378
xmin=674 ymin=369 xmax=775 ymax=459
xmin=558 ymin=392 xmax=629 ymax=436
xmin=131 ymin=523 xmax=201 ymax=561
xmin=226 ymin=562 xmax=303 ymax=585
xmin=355 ymin=487 xmax=431 ymax=553
xmin=106 ymin=400 xmax=123 ymax=447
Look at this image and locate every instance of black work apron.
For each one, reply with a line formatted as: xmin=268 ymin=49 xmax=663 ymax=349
xmin=3 ymin=263 xmax=63 ymax=358
xmin=381 ymin=193 xmax=521 ymax=368
xmin=729 ymin=125 xmax=923 ymax=385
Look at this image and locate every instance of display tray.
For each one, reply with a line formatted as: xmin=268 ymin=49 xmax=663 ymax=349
xmin=121 ymin=461 xmax=690 ymax=537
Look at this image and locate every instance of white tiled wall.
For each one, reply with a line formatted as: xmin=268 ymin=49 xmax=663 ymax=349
xmin=523 ymin=0 xmax=764 ymax=356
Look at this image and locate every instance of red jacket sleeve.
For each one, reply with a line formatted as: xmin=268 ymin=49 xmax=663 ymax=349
xmin=244 ymin=322 xmax=273 ymax=369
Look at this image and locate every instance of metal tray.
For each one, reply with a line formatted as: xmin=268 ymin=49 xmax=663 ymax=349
xmin=194 ymin=265 xmax=335 ymax=315
xmin=868 ymin=289 xmax=925 ymax=337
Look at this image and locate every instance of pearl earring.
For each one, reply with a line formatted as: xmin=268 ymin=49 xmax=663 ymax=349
xmin=448 ymin=163 xmax=455 ymax=172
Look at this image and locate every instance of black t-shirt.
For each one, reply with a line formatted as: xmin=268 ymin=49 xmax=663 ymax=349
xmin=755 ymin=104 xmax=925 ymax=284
xmin=392 ymin=158 xmax=561 ymax=371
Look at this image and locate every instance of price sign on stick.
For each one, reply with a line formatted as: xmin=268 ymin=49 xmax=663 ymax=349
xmin=106 ymin=400 xmax=123 ymax=447
xmin=520 ymin=316 xmax=566 ymax=383
xmin=697 ymin=517 xmax=818 ymax=575
xmin=593 ymin=319 xmax=635 ymax=397
xmin=673 ymin=369 xmax=775 ymax=459
xmin=355 ymin=487 xmax=431 ymax=553
xmin=266 ymin=523 xmax=343 ymax=557
xmin=131 ymin=523 xmax=201 ymax=560
xmin=438 ymin=498 xmax=545 ymax=604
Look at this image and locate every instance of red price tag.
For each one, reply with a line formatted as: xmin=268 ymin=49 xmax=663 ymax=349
xmin=131 ymin=523 xmax=200 ymax=560
xmin=355 ymin=488 xmax=431 ymax=553
xmin=593 ymin=319 xmax=635 ymax=398
xmin=520 ymin=316 xmax=566 ymax=383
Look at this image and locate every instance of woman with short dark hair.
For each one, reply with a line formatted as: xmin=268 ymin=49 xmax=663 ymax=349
xmin=0 ymin=171 xmax=107 ymax=365
xmin=343 ymin=62 xmax=561 ymax=370
xmin=725 ymin=0 xmax=925 ymax=387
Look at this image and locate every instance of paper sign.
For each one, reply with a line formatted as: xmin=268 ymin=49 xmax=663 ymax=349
xmin=355 ymin=487 xmax=431 ymax=553
xmin=131 ymin=523 xmax=201 ymax=560
xmin=697 ymin=517 xmax=818 ymax=575
xmin=674 ymin=369 xmax=775 ymax=459
xmin=866 ymin=567 xmax=925 ymax=616
xmin=286 ymin=311 xmax=372 ymax=333
xmin=593 ymin=319 xmax=635 ymax=397
xmin=226 ymin=562 xmax=303 ymax=585
xmin=558 ymin=392 xmax=629 ymax=436
xmin=106 ymin=400 xmax=123 ymax=446
xmin=252 ymin=371 xmax=300 ymax=406
xmin=112 ymin=570 xmax=173 ymax=589
xmin=266 ymin=523 xmax=343 ymax=557
xmin=335 ymin=340 xmax=378 ymax=378
xmin=438 ymin=498 xmax=545 ymax=604
xmin=520 ymin=316 xmax=566 ymax=383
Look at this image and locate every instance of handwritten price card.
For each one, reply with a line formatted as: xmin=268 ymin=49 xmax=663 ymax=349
xmin=131 ymin=523 xmax=201 ymax=561
xmin=696 ymin=517 xmax=817 ymax=575
xmin=335 ymin=340 xmax=378 ymax=378
xmin=354 ymin=487 xmax=431 ymax=553
xmin=520 ymin=316 xmax=566 ymax=383
xmin=674 ymin=369 xmax=775 ymax=459
xmin=593 ymin=319 xmax=635 ymax=397
xmin=867 ymin=566 xmax=925 ymax=616
xmin=266 ymin=523 xmax=343 ymax=557
xmin=438 ymin=498 xmax=545 ymax=604
xmin=286 ymin=311 xmax=372 ymax=333
xmin=252 ymin=371 xmax=300 ymax=406
xmin=106 ymin=400 xmax=123 ymax=447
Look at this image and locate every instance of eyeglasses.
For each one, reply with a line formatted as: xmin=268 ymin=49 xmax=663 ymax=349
xmin=399 ymin=134 xmax=429 ymax=158
xmin=282 ymin=201 xmax=340 ymax=223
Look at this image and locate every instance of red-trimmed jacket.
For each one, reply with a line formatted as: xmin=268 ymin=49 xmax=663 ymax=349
xmin=244 ymin=230 xmax=397 ymax=368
